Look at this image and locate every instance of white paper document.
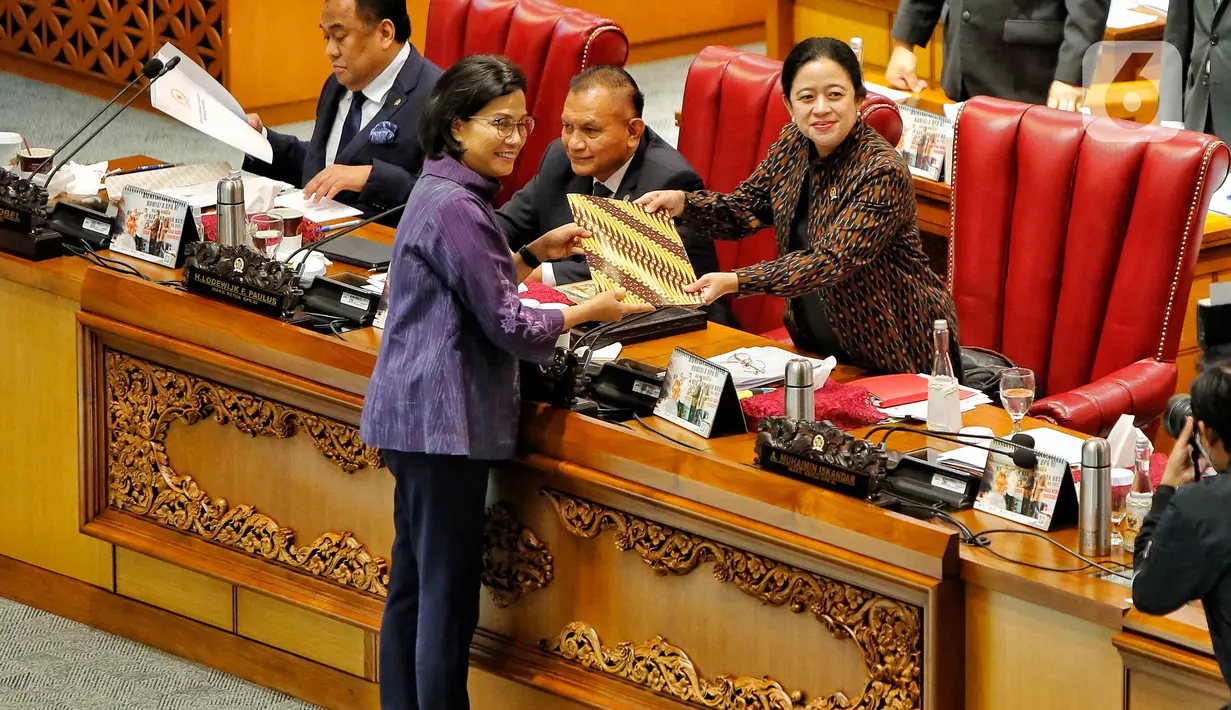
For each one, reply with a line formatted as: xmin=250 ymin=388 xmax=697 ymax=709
xmin=274 ymin=190 xmax=363 ymax=222
xmin=864 ymin=81 xmax=912 ymax=103
xmin=1024 ymin=428 xmax=1087 ymax=466
xmin=1106 ymin=6 xmax=1157 ymax=29
xmin=151 ymin=43 xmax=272 ymax=163
xmin=1133 ymin=0 xmax=1168 ymax=15
xmin=707 ymin=346 xmax=837 ymax=388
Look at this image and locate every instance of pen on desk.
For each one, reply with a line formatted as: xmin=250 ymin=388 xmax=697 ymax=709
xmin=320 ymin=219 xmax=362 ymax=233
xmin=106 ymin=163 xmax=180 ymax=177
xmin=368 ymin=264 xmax=390 ymax=274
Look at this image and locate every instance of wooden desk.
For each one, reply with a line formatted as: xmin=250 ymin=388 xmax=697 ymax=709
xmin=0 ymin=157 xmax=1225 ymax=710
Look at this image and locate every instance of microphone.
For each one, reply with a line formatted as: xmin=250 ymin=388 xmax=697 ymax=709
xmin=287 ymin=203 xmax=405 ymax=276
xmin=33 ymin=57 xmax=168 ymax=177
xmin=41 ymin=56 xmax=182 ymax=190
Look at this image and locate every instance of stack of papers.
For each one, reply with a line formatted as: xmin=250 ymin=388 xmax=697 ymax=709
xmin=708 ymin=346 xmax=836 ymax=388
xmin=936 ymin=427 xmax=1087 ymax=473
xmin=875 ymin=374 xmax=992 ymax=420
xmin=274 ymin=190 xmax=363 ymax=222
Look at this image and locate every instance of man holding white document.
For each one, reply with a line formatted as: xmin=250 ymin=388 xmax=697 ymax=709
xmin=242 ymin=0 xmax=441 ymax=225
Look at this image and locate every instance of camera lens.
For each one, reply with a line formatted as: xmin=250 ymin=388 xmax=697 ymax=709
xmin=1163 ymin=394 xmax=1193 ymax=438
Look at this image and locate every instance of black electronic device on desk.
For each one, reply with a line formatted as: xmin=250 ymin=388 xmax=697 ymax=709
xmin=316 ymin=236 xmax=393 ymax=270
xmin=296 ymin=271 xmax=383 ymax=328
xmin=569 ymin=306 xmax=707 ymax=349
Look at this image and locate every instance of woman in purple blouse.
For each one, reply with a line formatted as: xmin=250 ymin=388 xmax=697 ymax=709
xmin=360 ymin=55 xmax=649 ymax=710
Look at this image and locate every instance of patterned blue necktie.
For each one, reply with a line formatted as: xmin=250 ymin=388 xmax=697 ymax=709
xmin=338 ymin=91 xmax=366 ymax=154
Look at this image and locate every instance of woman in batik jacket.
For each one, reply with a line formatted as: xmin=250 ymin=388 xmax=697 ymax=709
xmin=640 ymin=37 xmax=958 ymax=375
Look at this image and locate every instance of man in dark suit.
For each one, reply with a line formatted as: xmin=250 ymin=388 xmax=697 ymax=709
xmin=242 ymin=0 xmax=442 ymax=222
xmin=884 ymin=0 xmax=1110 ymax=109
xmin=496 ymin=66 xmax=735 ymax=326
xmin=1167 ymin=0 xmax=1231 ymax=141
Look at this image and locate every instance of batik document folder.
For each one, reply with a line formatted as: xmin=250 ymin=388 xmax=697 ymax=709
xmin=566 ymin=194 xmax=705 ymax=307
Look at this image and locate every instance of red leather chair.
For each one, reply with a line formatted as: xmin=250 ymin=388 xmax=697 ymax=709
xmin=425 ymin=0 xmax=628 ymax=204
xmin=677 ymin=45 xmax=903 ymax=336
xmin=950 ymin=96 xmax=1230 ymax=435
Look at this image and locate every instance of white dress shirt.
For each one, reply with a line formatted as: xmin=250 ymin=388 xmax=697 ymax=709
xmin=325 ymin=43 xmax=411 ymax=166
xmin=541 ymin=154 xmax=635 ymax=286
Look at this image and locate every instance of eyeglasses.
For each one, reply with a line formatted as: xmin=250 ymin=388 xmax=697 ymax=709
xmin=470 ymin=115 xmax=536 ymax=138
xmin=725 ymin=351 xmax=766 ymax=375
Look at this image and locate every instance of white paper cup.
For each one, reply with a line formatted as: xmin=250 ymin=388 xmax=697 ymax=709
xmin=275 ymin=234 xmax=303 ymax=260
xmin=0 ymin=133 xmax=22 ymax=171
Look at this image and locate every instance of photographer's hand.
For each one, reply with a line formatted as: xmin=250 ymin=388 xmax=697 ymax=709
xmin=1161 ymin=417 xmax=1198 ymax=488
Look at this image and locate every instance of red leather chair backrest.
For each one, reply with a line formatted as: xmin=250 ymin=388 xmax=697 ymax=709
xmin=425 ymin=0 xmax=628 ymax=204
xmin=677 ymin=45 xmax=903 ymax=334
xmin=949 ymin=96 xmax=1230 ymax=396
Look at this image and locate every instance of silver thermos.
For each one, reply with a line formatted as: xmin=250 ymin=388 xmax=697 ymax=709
xmin=1079 ymin=438 xmax=1112 ymax=557
xmin=216 ymin=170 xmax=247 ymax=247
xmin=784 ymin=359 xmax=815 ymax=422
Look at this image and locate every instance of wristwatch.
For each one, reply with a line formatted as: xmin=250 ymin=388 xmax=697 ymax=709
xmin=517 ymin=245 xmax=542 ymax=268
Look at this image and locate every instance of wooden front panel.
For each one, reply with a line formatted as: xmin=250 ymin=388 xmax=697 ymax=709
xmin=115 ymin=547 xmax=235 ymax=630
xmin=966 ymin=586 xmax=1123 ymax=710
xmin=0 ymin=0 xmax=225 ymax=84
xmin=0 ymin=279 xmax=113 ymax=588
xmin=236 ymin=589 xmax=371 ymax=678
xmin=1118 ymin=632 xmax=1229 ymax=710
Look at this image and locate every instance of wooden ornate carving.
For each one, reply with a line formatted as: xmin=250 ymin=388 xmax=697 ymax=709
xmin=105 ymin=349 xmax=389 ymax=596
xmin=546 ymin=622 xmax=826 ymax=709
xmin=542 ymin=489 xmax=922 ymax=710
xmin=0 ymin=1 xmax=226 ymax=84
xmin=481 ymin=503 xmax=554 ymax=608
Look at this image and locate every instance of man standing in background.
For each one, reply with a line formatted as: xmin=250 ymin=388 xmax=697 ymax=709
xmin=1166 ymin=0 xmax=1231 ymax=140
xmin=885 ymin=0 xmax=1111 ymax=110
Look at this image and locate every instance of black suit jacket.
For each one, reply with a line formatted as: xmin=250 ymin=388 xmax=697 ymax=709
xmin=496 ymin=127 xmax=721 ymax=285
xmin=243 ymin=45 xmax=442 ymax=223
xmin=892 ymin=0 xmax=1110 ymax=105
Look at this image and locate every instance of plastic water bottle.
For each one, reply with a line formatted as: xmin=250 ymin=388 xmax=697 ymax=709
xmin=927 ymin=319 xmax=962 ymax=432
xmin=850 ymin=37 xmax=864 ymax=71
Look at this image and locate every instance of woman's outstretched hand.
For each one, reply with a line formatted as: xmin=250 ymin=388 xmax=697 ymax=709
xmin=634 ymin=190 xmax=687 ymax=218
xmin=683 ymin=272 xmax=739 ymax=304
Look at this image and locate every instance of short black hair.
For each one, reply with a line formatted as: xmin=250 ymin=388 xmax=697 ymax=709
xmin=781 ymin=37 xmax=866 ymax=102
xmin=1191 ymin=364 xmax=1231 ymax=444
xmin=569 ymin=65 xmax=644 ymax=118
xmin=419 ymin=54 xmax=528 ymax=160
xmin=354 ymin=0 xmax=412 ymax=43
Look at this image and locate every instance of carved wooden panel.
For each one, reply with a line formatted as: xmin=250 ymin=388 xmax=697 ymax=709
xmin=0 ymin=0 xmax=225 ymax=84
xmin=95 ymin=346 xmax=553 ymax=610
xmin=543 ymin=489 xmax=922 ymax=710
xmin=104 ymin=348 xmax=389 ymax=595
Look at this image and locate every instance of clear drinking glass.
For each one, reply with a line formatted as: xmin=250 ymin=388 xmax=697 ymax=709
xmin=248 ymin=213 xmax=284 ymax=258
xmin=999 ymin=367 xmax=1036 ymax=436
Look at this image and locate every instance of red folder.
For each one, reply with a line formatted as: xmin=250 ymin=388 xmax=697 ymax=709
xmin=857 ymin=374 xmax=978 ymax=407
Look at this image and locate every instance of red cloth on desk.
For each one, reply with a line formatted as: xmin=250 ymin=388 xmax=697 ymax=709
xmin=199 ymin=214 xmax=324 ymax=244
xmin=520 ymin=281 xmax=573 ymax=305
xmin=741 ymin=380 xmax=887 ymax=431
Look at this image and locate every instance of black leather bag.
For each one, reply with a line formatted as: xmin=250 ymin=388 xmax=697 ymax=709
xmin=960 ymin=346 xmax=1023 ymax=404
